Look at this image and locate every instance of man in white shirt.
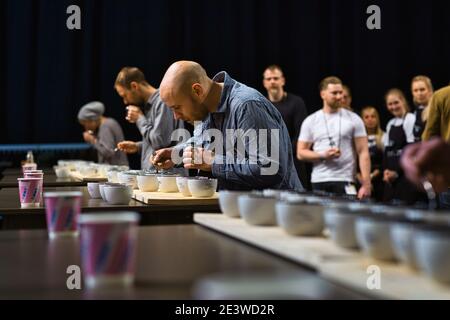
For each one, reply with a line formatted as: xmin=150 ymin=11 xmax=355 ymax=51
xmin=297 ymin=76 xmax=371 ymax=199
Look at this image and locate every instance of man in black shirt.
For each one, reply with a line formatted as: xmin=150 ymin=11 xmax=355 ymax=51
xmin=262 ymin=65 xmax=310 ymax=189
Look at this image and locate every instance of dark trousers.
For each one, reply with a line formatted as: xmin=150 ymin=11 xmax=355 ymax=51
xmin=312 ymin=181 xmax=349 ymax=196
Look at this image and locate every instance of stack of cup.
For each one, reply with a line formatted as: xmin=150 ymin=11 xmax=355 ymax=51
xmin=22 ymin=163 xmax=37 ymax=174
xmin=78 ymin=212 xmax=140 ymax=288
xmin=44 ymin=191 xmax=82 ymax=239
xmin=23 ymin=169 xmax=44 ymax=206
xmin=24 ymin=170 xmax=43 ymax=179
xmin=17 ymin=177 xmax=43 ymax=208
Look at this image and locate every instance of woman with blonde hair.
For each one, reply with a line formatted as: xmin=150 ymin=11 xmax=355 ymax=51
xmin=360 ymin=106 xmax=385 ymax=201
xmin=382 ymin=89 xmax=426 ymax=205
xmin=411 ymin=75 xmax=434 ymax=142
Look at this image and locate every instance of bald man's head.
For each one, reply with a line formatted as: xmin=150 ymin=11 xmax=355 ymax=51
xmin=160 ymin=61 xmax=209 ymax=99
xmin=159 ymin=61 xmax=213 ymax=121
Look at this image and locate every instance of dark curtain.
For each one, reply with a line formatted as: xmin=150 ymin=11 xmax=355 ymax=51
xmin=1 ymin=0 xmax=449 ymax=144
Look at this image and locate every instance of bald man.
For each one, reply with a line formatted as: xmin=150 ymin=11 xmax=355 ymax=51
xmin=151 ymin=61 xmax=303 ymax=191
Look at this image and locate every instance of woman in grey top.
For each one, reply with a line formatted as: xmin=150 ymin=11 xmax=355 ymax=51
xmin=78 ymin=101 xmax=129 ymax=165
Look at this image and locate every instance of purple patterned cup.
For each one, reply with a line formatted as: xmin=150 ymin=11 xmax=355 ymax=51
xmin=22 ymin=163 xmax=37 ymax=173
xmin=44 ymin=191 xmax=82 ymax=239
xmin=24 ymin=171 xmax=44 ymax=179
xmin=78 ymin=212 xmax=140 ymax=288
xmin=17 ymin=177 xmax=42 ymax=208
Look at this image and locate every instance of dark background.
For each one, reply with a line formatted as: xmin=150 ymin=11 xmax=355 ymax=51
xmin=1 ymin=0 xmax=449 ymax=144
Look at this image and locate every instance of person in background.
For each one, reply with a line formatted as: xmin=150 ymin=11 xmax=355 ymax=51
xmin=114 ymin=67 xmax=183 ymax=170
xmin=151 ymin=60 xmax=302 ymax=191
xmin=359 ymin=106 xmax=385 ymax=201
xmin=341 ymin=85 xmax=353 ymax=111
xmin=262 ymin=64 xmax=310 ymax=190
xmin=421 ymin=85 xmax=450 ymax=208
xmin=382 ymin=88 xmax=426 ymax=205
xmin=78 ymin=101 xmax=129 ymax=165
xmin=411 ymin=75 xmax=434 ymax=142
xmin=297 ymin=76 xmax=371 ymax=199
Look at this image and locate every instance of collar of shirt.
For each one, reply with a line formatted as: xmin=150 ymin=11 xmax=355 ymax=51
xmin=201 ymin=71 xmax=234 ymax=131
xmin=211 ymin=71 xmax=234 ymax=114
xmin=143 ymin=89 xmax=159 ymax=112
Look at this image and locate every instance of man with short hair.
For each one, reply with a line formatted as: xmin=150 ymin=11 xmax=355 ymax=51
xmin=115 ymin=67 xmax=182 ymax=170
xmin=151 ymin=61 xmax=302 ymax=191
xmin=262 ymin=65 xmax=310 ymax=189
xmin=297 ymin=76 xmax=371 ymax=199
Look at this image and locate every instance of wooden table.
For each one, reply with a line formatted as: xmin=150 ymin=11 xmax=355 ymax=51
xmin=0 ymin=168 xmax=86 ymax=188
xmin=194 ymin=214 xmax=450 ymax=299
xmin=0 ymin=224 xmax=370 ymax=299
xmin=0 ymin=187 xmax=220 ymax=229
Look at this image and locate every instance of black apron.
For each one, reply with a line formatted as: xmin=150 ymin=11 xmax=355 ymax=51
xmin=383 ymin=120 xmax=427 ymax=205
xmin=368 ymin=136 xmax=383 ymax=172
xmin=368 ymin=135 xmax=383 ymax=201
xmin=385 ymin=122 xmax=406 ymax=172
xmin=413 ymin=107 xmax=425 ymax=142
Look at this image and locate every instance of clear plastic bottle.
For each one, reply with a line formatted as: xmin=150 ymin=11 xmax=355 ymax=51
xmin=26 ymin=151 xmax=35 ymax=164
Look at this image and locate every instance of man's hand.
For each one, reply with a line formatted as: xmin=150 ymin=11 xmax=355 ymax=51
xmin=83 ymin=131 xmax=96 ymax=144
xmin=125 ymin=106 xmax=144 ymax=123
xmin=401 ymin=138 xmax=450 ymax=192
xmin=117 ymin=141 xmax=138 ymax=154
xmin=182 ymin=146 xmax=214 ymax=172
xmin=151 ymin=148 xmax=175 ymax=170
xmin=323 ymin=147 xmax=341 ymax=160
xmin=357 ymin=183 xmax=371 ymax=200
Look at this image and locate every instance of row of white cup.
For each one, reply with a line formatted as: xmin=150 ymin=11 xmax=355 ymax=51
xmin=110 ymin=172 xmax=218 ymax=198
xmin=218 ymin=190 xmax=450 ymax=285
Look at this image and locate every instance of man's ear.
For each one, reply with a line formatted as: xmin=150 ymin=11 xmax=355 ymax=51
xmin=130 ymin=81 xmax=139 ymax=91
xmin=320 ymin=90 xmax=326 ymax=100
xmin=192 ymin=83 xmax=203 ymax=98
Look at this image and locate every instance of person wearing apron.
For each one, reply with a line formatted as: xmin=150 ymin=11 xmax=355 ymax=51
xmin=411 ymin=75 xmax=434 ymax=142
xmin=360 ymin=106 xmax=385 ymax=202
xmin=383 ymin=89 xmax=427 ymax=206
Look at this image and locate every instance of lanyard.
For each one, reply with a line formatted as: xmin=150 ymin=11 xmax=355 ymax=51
xmin=322 ymin=109 xmax=342 ymax=149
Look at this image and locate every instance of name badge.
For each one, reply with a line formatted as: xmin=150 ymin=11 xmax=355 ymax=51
xmin=345 ymin=184 xmax=357 ymax=195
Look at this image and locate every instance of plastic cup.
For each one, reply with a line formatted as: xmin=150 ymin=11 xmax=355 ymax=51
xmin=44 ymin=191 xmax=82 ymax=239
xmin=78 ymin=212 xmax=140 ymax=288
xmin=24 ymin=171 xmax=44 ymax=179
xmin=22 ymin=163 xmax=37 ymax=173
xmin=17 ymin=177 xmax=42 ymax=208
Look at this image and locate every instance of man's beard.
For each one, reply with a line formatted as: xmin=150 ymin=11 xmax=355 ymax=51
xmin=329 ymin=101 xmax=341 ymax=110
xmin=269 ymin=88 xmax=280 ymax=96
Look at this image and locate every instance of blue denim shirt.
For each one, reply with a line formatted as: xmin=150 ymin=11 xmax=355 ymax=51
xmin=177 ymin=72 xmax=303 ymax=191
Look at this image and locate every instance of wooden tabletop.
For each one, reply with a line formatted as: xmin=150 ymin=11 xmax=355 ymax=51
xmin=0 ymin=224 xmax=369 ymax=299
xmin=0 ymin=186 xmax=220 ymax=229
